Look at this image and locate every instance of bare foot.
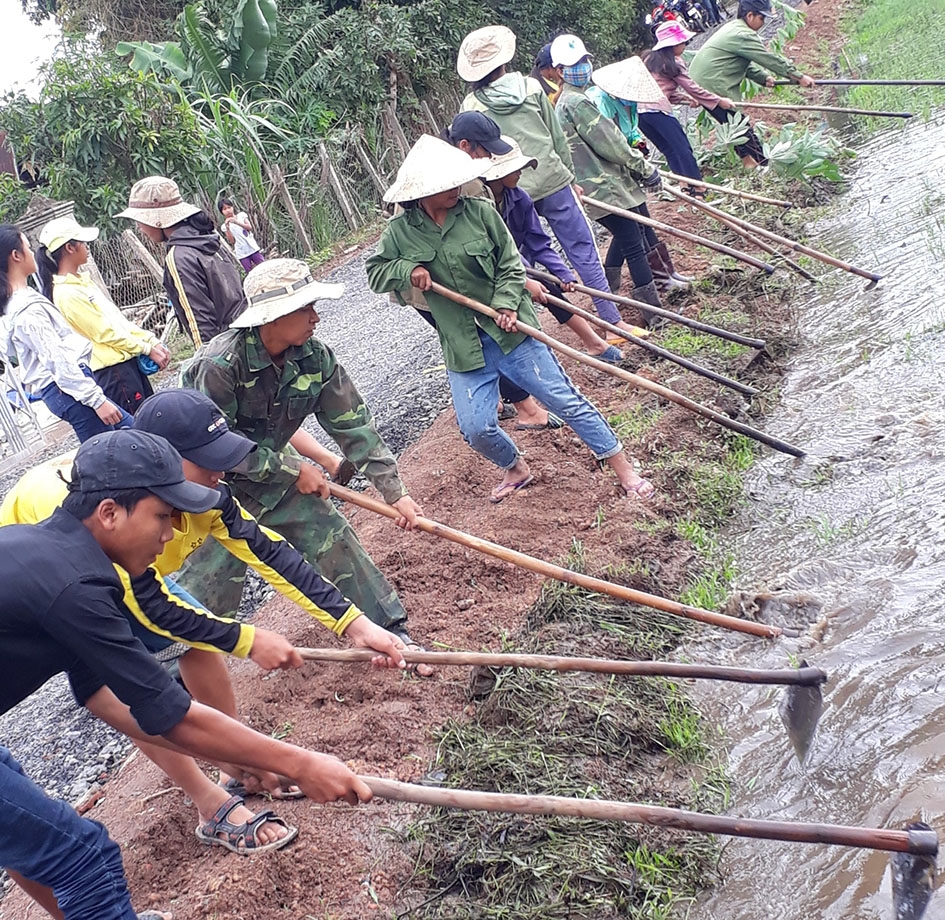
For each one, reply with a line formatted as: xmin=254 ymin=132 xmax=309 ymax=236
xmin=512 ymin=397 xmax=548 ymax=427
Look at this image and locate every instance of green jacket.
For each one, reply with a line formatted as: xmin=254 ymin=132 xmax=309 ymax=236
xmin=555 ymin=82 xmax=649 ymax=220
xmin=181 ymin=329 xmax=407 ymax=510
xmin=365 ymin=197 xmax=538 ymax=374
xmin=461 ymin=73 xmax=575 ymax=202
xmin=688 ymin=19 xmax=803 ymax=100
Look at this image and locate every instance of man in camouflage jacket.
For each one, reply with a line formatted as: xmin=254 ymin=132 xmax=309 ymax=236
xmin=179 ymin=258 xmax=424 ymax=646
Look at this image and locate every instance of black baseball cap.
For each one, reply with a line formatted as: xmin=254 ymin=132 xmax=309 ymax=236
xmin=71 ymin=429 xmax=220 ymax=513
xmin=448 ymin=112 xmax=513 ymax=155
xmin=739 ymin=0 xmax=772 ymax=14
xmin=134 ymin=389 xmax=256 ymax=472
xmin=534 ymin=43 xmax=553 ymax=69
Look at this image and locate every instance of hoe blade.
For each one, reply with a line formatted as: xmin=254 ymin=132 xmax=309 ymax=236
xmin=778 ymin=660 xmax=824 ymax=764
xmin=891 ymin=822 xmax=937 ymax=920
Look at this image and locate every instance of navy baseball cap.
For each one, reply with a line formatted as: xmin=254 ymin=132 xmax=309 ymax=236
xmin=71 ymin=430 xmax=220 ymax=513
xmin=534 ymin=43 xmax=553 ymax=70
xmin=134 ymin=389 xmax=256 ymax=472
xmin=448 ymin=112 xmax=513 ymax=155
xmin=739 ymin=0 xmax=773 ymax=14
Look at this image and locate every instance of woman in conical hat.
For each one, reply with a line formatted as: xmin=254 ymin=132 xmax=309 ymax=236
xmin=367 ymin=135 xmax=655 ymax=504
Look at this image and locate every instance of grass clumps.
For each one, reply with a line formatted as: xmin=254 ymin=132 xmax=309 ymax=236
xmin=399 ymin=553 xmax=724 ymax=919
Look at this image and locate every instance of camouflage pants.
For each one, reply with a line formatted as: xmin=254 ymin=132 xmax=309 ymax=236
xmin=175 ymin=485 xmax=407 ymax=630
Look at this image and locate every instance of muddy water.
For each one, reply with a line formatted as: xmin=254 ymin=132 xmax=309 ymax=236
xmin=690 ymin=113 xmax=945 ymax=919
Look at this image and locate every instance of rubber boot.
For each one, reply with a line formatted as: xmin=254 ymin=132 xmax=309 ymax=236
xmin=647 ymin=244 xmax=691 ymax=292
xmin=605 ymin=265 xmax=622 ymax=294
xmin=631 ymin=280 xmax=665 ymax=329
xmin=657 ymin=241 xmax=694 ymax=287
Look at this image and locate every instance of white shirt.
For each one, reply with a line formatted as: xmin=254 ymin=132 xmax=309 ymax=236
xmin=223 ymin=212 xmax=261 ymax=259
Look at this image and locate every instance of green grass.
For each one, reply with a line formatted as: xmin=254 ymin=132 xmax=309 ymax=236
xmin=609 ymin=403 xmax=663 ymax=442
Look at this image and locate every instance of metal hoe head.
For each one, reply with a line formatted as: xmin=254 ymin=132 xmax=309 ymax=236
xmin=777 ymin=660 xmax=825 ymax=764
xmin=891 ymin=822 xmax=938 ymax=920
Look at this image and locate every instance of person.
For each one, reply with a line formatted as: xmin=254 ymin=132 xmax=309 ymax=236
xmin=641 ymin=21 xmax=737 ymax=188
xmin=0 ymin=428 xmax=375 ymax=919
xmin=218 ymin=197 xmax=266 ymax=272
xmin=689 ymin=0 xmax=816 ymax=167
xmin=117 ymin=176 xmax=247 ymax=347
xmin=457 ymin=26 xmax=638 ymax=336
xmin=528 ymin=43 xmax=561 ymax=105
xmin=36 ymin=216 xmax=171 ymax=415
xmin=366 ymin=134 xmax=655 ymax=503
xmin=480 ymin=136 xmax=624 ymax=363
xmin=0 ymin=224 xmax=133 ymax=442
xmin=549 ymin=36 xmax=672 ymax=327
xmin=178 ymin=259 xmax=433 ymax=670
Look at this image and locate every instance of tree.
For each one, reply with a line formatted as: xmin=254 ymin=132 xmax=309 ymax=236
xmin=21 ymin=0 xmax=183 ymax=42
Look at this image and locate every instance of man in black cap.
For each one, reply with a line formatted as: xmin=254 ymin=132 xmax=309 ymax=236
xmin=0 ymin=429 xmax=375 ymax=920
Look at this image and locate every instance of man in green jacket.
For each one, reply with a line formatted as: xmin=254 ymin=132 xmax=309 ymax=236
xmin=689 ymin=0 xmax=815 ymax=166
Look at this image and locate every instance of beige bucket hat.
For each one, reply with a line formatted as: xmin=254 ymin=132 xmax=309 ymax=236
xmin=231 ymin=258 xmax=345 ymax=328
xmin=116 ymin=176 xmax=202 ymax=228
xmin=480 ymin=136 xmax=538 ymax=182
xmin=457 ymin=25 xmax=516 ymax=82
xmin=591 ymin=57 xmax=666 ymax=105
xmin=382 ymin=135 xmax=484 ymax=204
xmin=39 ymin=217 xmax=99 ymax=253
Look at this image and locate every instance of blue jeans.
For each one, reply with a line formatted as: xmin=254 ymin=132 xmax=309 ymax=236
xmin=638 ymin=111 xmax=703 ymax=182
xmin=39 ymin=370 xmax=134 ymax=443
xmin=534 ymin=185 xmax=623 ymax=325
xmin=448 ymin=332 xmax=622 ymax=469
xmin=0 ymin=746 xmax=136 ymax=919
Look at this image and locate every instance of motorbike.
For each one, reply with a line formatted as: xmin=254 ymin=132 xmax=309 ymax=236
xmin=645 ymin=0 xmax=713 ymax=34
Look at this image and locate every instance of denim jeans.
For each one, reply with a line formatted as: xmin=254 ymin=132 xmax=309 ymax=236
xmin=0 ymin=746 xmax=137 ymax=919
xmin=39 ymin=370 xmax=134 ymax=443
xmin=534 ymin=185 xmax=623 ymax=325
xmin=448 ymin=332 xmax=622 ymax=469
xmin=638 ymin=111 xmax=703 ymax=182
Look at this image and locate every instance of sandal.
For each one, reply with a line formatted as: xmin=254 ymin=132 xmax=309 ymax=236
xmin=625 ymin=478 xmax=655 ymax=501
xmin=195 ymin=795 xmax=298 ymax=855
xmin=514 ymin=413 xmax=564 ymax=431
xmin=389 ymin=625 xmax=435 ymax=678
xmin=222 ymin=777 xmax=305 ymax=801
xmin=138 ymin=913 xmax=173 ymax=920
xmin=489 ymin=475 xmax=534 ymax=503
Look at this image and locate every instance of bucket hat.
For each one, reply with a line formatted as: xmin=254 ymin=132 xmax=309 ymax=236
xmin=592 ymin=57 xmax=666 ymax=105
xmin=38 ymin=217 xmax=99 ymax=253
xmin=480 ymin=137 xmax=538 ymax=182
xmin=231 ymin=258 xmax=344 ymax=328
xmin=382 ymin=135 xmax=485 ymax=204
xmin=652 ymin=20 xmax=696 ymax=50
xmin=550 ymin=34 xmax=591 ymax=67
xmin=457 ymin=25 xmax=516 ymax=82
xmin=70 ymin=429 xmax=220 ymax=513
xmin=116 ymin=176 xmax=202 ymax=228
xmin=134 ymin=389 xmax=256 ymax=472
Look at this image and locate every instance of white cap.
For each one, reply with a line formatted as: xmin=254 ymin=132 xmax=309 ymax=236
xmin=550 ymin=34 xmax=591 ymax=67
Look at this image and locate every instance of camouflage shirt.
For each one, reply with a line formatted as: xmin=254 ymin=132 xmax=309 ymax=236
xmin=181 ymin=328 xmax=407 ymax=510
xmin=555 ymin=82 xmax=650 ymax=221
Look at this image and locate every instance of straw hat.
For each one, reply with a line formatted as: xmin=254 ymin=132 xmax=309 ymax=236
xmin=231 ymin=258 xmax=344 ymax=328
xmin=591 ymin=57 xmax=666 ymax=105
xmin=550 ymin=34 xmax=591 ymax=67
xmin=457 ymin=25 xmax=516 ymax=82
xmin=39 ymin=217 xmax=99 ymax=253
xmin=480 ymin=137 xmax=538 ymax=182
xmin=382 ymin=135 xmax=484 ymax=204
xmin=116 ymin=176 xmax=202 ymax=228
xmin=652 ymin=20 xmax=696 ymax=50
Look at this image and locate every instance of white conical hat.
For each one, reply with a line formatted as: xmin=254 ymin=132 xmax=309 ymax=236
xmin=382 ymin=135 xmax=485 ymax=204
xmin=591 ymin=56 xmax=666 ymax=105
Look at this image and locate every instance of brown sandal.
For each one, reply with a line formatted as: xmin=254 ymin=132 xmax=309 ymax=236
xmin=194 ymin=795 xmax=298 ymax=855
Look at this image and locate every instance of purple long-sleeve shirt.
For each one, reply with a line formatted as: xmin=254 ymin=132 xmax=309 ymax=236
xmin=498 ymin=185 xmax=577 ymax=284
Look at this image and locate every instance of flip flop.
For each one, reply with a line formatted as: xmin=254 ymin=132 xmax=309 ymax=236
xmin=592 ymin=345 xmax=623 ymax=365
xmin=222 ymin=777 xmax=305 ymax=801
xmin=625 ymin=478 xmax=655 ymax=501
xmin=490 ymin=475 xmax=535 ymax=503
xmin=515 ymin=413 xmax=564 ymax=431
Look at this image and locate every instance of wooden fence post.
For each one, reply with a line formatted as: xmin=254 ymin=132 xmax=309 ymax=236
xmin=267 ymin=164 xmax=314 ymax=254
xmin=353 ymin=134 xmax=389 ymax=197
xmin=319 ymin=141 xmax=359 ymax=231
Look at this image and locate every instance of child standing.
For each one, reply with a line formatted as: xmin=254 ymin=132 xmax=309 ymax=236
xmin=218 ymin=197 xmax=265 ymax=272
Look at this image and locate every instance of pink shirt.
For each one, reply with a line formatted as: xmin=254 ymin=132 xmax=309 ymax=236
xmin=641 ymin=59 xmax=722 ymax=114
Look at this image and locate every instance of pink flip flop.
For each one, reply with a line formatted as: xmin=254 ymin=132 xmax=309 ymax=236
xmin=625 ymin=478 xmax=655 ymax=500
xmin=490 ymin=475 xmax=535 ymax=504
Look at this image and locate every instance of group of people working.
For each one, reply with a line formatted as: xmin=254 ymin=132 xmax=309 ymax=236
xmin=0 ymin=3 xmax=816 ymax=915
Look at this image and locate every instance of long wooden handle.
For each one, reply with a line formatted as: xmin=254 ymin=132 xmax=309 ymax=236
xmin=329 ymin=482 xmax=786 ymax=638
xmin=538 ymin=287 xmax=758 ymax=396
xmin=428 ymin=281 xmax=805 ymax=458
xmin=581 ymin=195 xmax=776 ymax=274
xmin=361 ymin=777 xmax=940 ymax=855
xmin=660 ymin=184 xmax=818 ymax=283
xmin=657 ymin=170 xmax=793 ymax=208
xmin=736 ymin=101 xmax=913 ymax=118
xmin=298 ymin=647 xmax=826 ymax=684
xmin=526 ymin=266 xmax=765 ymax=349
xmin=775 ymin=79 xmax=945 ymax=86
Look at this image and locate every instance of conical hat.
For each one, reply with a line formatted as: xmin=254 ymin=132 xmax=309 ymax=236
xmin=382 ymin=135 xmax=485 ymax=204
xmin=591 ymin=57 xmax=666 ymax=105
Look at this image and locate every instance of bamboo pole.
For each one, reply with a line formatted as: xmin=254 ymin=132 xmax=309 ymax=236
xmin=299 ymin=647 xmax=825 ymax=684
xmin=319 ymin=141 xmax=359 ymax=231
xmin=362 ymin=777 xmax=940 ymax=856
xmin=658 ymin=170 xmax=793 ymax=208
xmin=774 ymin=79 xmax=945 ymax=87
xmin=581 ymin=195 xmax=776 ymax=274
xmin=267 ymin=164 xmax=313 ymax=254
xmin=660 ymin=184 xmax=818 ymax=282
xmin=526 ymin=267 xmax=766 ymax=349
xmin=538 ymin=288 xmax=758 ymax=396
xmin=735 ymin=101 xmax=913 ymax=119
xmin=428 ymin=281 xmax=804 ymax=457
xmin=328 ymin=483 xmax=788 ymax=638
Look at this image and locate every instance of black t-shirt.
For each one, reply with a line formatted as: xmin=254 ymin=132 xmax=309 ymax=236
xmin=0 ymin=507 xmax=191 ymax=736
